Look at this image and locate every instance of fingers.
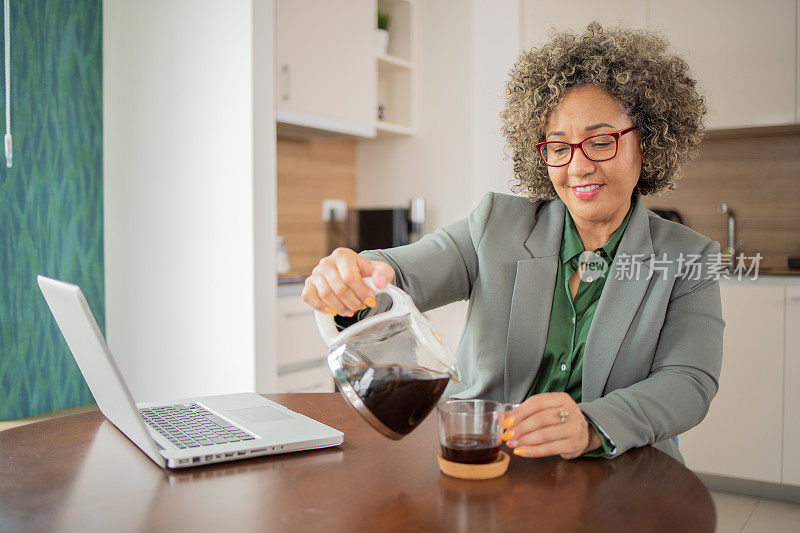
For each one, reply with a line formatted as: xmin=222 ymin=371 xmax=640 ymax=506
xmin=301 ymin=278 xmax=331 ymax=314
xmin=502 ymin=393 xmax=589 ymax=459
xmin=321 ymin=268 xmax=366 ymax=316
xmin=511 ymin=439 xmax=574 ymax=459
xmin=506 ymin=413 xmax=571 ymax=445
xmin=302 ymin=248 xmax=395 ymax=316
xmin=503 ymin=406 xmax=570 ymax=442
xmin=509 ymin=426 xmax=587 ymax=459
xmin=503 ymin=392 xmax=571 ymax=428
xmin=308 ymin=275 xmax=351 ymax=317
xmin=355 ymin=254 xmax=395 ymax=288
xmin=334 ymin=253 xmax=375 ymax=306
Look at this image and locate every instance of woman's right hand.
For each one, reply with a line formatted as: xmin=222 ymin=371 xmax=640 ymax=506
xmin=301 ymin=248 xmax=396 ymax=317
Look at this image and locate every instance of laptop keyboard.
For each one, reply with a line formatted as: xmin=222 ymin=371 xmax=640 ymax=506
xmin=139 ymin=403 xmax=256 ymax=449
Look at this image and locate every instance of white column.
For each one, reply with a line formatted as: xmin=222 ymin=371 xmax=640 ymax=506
xmin=104 ymin=0 xmax=276 ymax=401
xmin=253 ymin=0 xmax=279 ymax=393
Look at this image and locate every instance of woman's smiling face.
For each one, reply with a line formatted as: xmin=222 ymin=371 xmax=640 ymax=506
xmin=544 ymin=85 xmax=642 ymax=227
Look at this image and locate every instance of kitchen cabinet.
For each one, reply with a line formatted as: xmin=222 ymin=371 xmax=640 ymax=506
xmin=679 ymin=284 xmax=786 ymax=483
xmin=276 ymin=292 xmax=334 ymax=393
xmin=277 ymin=363 xmax=334 ymax=393
xmin=784 ymin=287 xmax=800 ymax=485
xmin=522 ymin=1 xmax=799 ymax=130
xmin=276 ymin=0 xmax=376 ymax=137
xmin=649 ymin=0 xmax=797 ymax=129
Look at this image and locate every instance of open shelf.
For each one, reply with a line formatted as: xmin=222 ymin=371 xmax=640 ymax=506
xmin=375 ymin=0 xmax=415 ymax=136
xmin=377 ymin=60 xmax=413 ymax=131
xmin=378 ymin=54 xmax=413 ymax=71
xmin=376 ymin=121 xmax=416 ymax=136
xmin=378 ymin=0 xmax=413 ymax=62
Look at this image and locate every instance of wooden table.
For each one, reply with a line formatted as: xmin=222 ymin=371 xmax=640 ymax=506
xmin=0 ymin=393 xmax=715 ymax=532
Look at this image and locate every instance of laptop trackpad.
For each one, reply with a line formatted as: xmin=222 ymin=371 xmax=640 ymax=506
xmin=228 ymin=405 xmax=293 ymax=424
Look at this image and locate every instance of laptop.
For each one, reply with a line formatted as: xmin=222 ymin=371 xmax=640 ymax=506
xmin=37 ymin=275 xmax=343 ymax=469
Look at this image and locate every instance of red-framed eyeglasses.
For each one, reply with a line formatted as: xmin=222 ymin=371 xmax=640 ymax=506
xmin=535 ymin=126 xmax=637 ymax=167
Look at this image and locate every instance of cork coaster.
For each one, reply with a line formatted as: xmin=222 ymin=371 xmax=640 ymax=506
xmin=437 ymin=451 xmax=510 ymax=480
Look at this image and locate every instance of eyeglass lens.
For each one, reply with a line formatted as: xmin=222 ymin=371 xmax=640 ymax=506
xmin=541 ymin=134 xmax=618 ymax=165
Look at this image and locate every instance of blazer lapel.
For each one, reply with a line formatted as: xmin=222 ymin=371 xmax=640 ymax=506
xmin=581 ymin=197 xmax=654 ymax=402
xmin=504 ymin=200 xmax=564 ymax=402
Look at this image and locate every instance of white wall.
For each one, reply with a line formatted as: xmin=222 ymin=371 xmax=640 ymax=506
xmin=358 ymin=0 xmax=521 ymax=230
xmin=520 ymin=0 xmax=646 ymax=48
xmin=358 ymin=0 xmax=473 ymax=231
xmin=104 ymin=0 xmax=275 ymax=401
xmin=357 ymin=0 xmax=521 ymax=347
xmin=470 ymin=0 xmax=520 ymax=206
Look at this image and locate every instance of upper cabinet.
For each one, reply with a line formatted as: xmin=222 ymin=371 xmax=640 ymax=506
xmin=522 ymin=0 xmax=799 ymax=130
xmin=649 ymin=0 xmax=797 ymax=129
xmin=276 ymin=0 xmax=377 ymax=138
xmin=275 ymin=0 xmax=416 ymax=138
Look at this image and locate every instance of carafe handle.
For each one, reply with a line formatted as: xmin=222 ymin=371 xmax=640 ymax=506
xmin=314 ymin=277 xmax=412 ymax=347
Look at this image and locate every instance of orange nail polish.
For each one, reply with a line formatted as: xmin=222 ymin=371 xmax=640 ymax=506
xmin=502 ymin=430 xmax=514 ymax=441
xmin=513 ymin=447 xmax=528 ymax=456
xmin=365 ymin=297 xmax=377 ymax=308
xmin=324 ymin=307 xmax=337 ymax=316
xmin=503 ymin=417 xmax=515 ymax=429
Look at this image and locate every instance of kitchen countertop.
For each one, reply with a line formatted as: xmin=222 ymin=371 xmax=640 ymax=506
xmin=278 ymin=281 xmax=305 ymax=297
xmin=755 ymin=268 xmax=800 ymax=277
xmin=719 ymin=273 xmax=800 ymax=286
xmin=277 ymin=272 xmax=800 ymax=296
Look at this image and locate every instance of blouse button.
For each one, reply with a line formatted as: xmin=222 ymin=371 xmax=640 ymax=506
xmin=560 ymin=363 xmax=567 ymax=372
xmin=571 ymin=316 xmax=576 ymax=325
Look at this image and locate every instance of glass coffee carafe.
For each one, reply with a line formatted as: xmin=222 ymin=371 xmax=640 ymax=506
xmin=315 ymin=278 xmax=460 ymax=440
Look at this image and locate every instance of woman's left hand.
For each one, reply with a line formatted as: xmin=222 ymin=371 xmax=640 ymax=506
xmin=502 ymin=392 xmax=601 ymax=460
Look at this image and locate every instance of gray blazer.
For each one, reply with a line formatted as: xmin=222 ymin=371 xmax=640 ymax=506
xmin=361 ymin=193 xmax=724 ymax=463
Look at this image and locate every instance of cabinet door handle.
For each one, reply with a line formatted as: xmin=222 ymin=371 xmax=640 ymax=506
xmin=281 ymin=64 xmax=291 ymax=102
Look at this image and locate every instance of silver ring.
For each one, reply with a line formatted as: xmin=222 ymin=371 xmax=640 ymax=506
xmin=558 ymin=407 xmax=569 ymax=424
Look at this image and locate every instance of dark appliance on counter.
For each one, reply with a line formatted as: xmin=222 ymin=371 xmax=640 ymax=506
xmin=344 ymin=198 xmax=426 ymax=253
xmin=349 ymin=208 xmax=410 ymax=251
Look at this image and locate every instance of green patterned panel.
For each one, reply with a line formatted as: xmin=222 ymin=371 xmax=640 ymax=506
xmin=0 ymin=0 xmax=103 ymax=420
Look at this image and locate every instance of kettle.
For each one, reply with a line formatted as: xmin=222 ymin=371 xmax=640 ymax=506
xmin=315 ymin=278 xmax=460 ymax=439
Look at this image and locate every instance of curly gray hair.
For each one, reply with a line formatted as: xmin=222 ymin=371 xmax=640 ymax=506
xmin=500 ymin=22 xmax=706 ymax=200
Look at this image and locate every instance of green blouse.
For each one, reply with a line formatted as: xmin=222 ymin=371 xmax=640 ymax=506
xmin=525 ymin=202 xmax=633 ymax=457
xmin=341 ymin=202 xmax=634 ymax=457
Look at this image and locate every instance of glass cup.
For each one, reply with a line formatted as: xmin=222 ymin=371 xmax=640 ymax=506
xmin=437 ymin=399 xmax=518 ymax=464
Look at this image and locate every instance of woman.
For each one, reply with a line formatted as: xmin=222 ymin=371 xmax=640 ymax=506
xmin=302 ymin=23 xmax=723 ymax=463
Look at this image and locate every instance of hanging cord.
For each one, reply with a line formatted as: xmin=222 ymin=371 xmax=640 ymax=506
xmin=4 ymin=0 xmax=11 ymax=167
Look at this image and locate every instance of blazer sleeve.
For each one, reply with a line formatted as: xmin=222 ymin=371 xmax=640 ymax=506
xmin=578 ymin=240 xmax=725 ymax=458
xmin=358 ymin=192 xmax=495 ymax=312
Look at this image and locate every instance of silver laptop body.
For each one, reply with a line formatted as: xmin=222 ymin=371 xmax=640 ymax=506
xmin=37 ymin=275 xmax=343 ymax=469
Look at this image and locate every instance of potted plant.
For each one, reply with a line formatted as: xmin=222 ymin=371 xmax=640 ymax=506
xmin=377 ymin=11 xmax=390 ymax=55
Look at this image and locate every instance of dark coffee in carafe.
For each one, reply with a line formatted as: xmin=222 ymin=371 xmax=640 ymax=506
xmin=346 ymin=363 xmax=449 ymax=437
